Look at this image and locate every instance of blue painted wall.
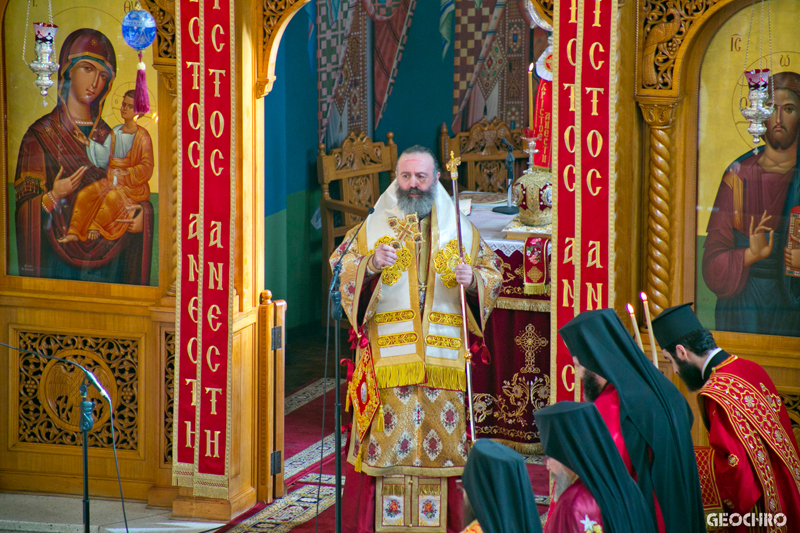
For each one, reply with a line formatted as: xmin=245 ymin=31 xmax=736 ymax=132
xmin=375 ymin=0 xmax=454 ymax=157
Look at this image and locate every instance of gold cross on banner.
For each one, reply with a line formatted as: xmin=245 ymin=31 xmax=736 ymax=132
xmin=388 ymin=214 xmax=422 ymax=244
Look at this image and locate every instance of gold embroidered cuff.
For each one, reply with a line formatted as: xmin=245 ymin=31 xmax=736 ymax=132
xmin=42 ymin=192 xmax=56 ymax=214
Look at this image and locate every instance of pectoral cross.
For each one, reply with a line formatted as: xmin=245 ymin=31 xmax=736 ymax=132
xmin=388 ymin=214 xmax=422 ymax=246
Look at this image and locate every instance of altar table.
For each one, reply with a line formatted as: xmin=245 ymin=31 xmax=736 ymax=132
xmin=466 ymin=200 xmax=550 ymax=454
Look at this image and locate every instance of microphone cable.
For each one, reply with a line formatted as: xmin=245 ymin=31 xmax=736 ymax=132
xmin=314 ymin=206 xmax=373 ymax=532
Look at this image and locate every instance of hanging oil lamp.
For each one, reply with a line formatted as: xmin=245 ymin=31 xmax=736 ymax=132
xmin=24 ymin=0 xmax=59 ymax=107
xmin=29 ymin=23 xmax=59 ymax=105
xmin=741 ymin=69 xmax=773 ymax=144
xmin=738 ymin=0 xmax=774 ymax=146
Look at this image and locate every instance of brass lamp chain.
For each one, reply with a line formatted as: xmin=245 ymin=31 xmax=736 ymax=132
xmin=739 ymin=0 xmax=756 ymax=112
xmin=22 ymin=0 xmax=31 ymax=64
xmin=766 ymin=0 xmax=774 ymax=102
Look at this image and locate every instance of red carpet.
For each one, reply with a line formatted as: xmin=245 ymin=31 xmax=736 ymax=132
xmin=220 ymin=378 xmax=549 ymax=532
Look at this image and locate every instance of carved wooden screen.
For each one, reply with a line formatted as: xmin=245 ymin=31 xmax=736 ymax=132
xmin=439 ymin=118 xmax=527 ymax=192
xmin=317 ymin=131 xmax=398 ymax=299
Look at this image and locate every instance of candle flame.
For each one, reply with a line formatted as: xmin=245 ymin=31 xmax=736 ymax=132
xmin=529 ymin=63 xmax=534 ymax=72
xmin=640 ymin=292 xmax=648 ymax=301
xmin=626 ymin=303 xmax=634 ymax=314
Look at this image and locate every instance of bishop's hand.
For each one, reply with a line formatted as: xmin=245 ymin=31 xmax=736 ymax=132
xmin=371 ymin=244 xmax=398 ymax=271
xmin=745 ymin=211 xmax=774 ymax=266
xmin=455 ymin=263 xmax=475 ymax=288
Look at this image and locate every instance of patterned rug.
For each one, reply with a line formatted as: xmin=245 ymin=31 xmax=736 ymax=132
xmin=220 ymin=378 xmax=551 ymax=532
xmin=223 ymin=485 xmax=336 ymax=533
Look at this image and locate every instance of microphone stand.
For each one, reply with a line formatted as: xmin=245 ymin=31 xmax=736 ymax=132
xmin=80 ymin=381 xmax=93 ymax=533
xmin=493 ymin=138 xmax=519 ymax=215
xmin=327 ymin=207 xmax=372 ymax=533
xmin=0 ymin=341 xmax=112 ymax=533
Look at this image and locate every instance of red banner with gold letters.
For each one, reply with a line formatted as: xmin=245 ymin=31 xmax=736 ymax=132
xmin=173 ymin=0 xmax=202 ymax=489
xmin=174 ymin=0 xmax=235 ymax=499
xmin=532 ymin=79 xmax=552 ymax=168
xmin=551 ymin=0 xmax=617 ymax=404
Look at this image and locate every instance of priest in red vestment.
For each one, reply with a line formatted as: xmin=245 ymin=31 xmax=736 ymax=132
xmin=559 ymin=309 xmax=705 ymax=533
xmin=535 ymin=402 xmax=656 ymax=533
xmin=653 ymin=303 xmax=800 ymax=532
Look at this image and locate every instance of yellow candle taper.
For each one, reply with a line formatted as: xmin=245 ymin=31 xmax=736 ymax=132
xmin=640 ymin=292 xmax=659 ymax=368
xmin=528 ymin=63 xmax=534 ymax=128
xmin=626 ymin=303 xmax=644 ymax=353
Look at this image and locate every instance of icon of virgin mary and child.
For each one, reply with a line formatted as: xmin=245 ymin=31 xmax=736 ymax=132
xmin=13 ymin=28 xmax=155 ymax=285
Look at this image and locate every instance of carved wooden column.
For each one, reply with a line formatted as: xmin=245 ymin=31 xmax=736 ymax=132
xmin=169 ymin=90 xmax=178 ymax=295
xmin=639 ymin=101 xmax=677 ymax=315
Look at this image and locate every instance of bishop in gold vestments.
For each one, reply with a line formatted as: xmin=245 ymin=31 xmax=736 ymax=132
xmin=331 ymin=146 xmax=502 ymax=533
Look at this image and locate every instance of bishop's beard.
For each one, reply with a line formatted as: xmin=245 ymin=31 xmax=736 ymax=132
xmin=397 ymin=186 xmax=435 ymax=219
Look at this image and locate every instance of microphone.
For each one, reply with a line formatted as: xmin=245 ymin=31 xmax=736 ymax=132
xmin=500 ymin=138 xmax=514 ymax=150
xmin=0 ymin=340 xmax=111 ymax=402
xmin=329 ymin=206 xmax=375 ymax=292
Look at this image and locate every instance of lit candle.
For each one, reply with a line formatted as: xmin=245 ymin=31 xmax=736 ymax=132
xmin=640 ymin=292 xmax=659 ymax=368
xmin=626 ymin=303 xmax=644 ymax=353
xmin=528 ymin=63 xmax=534 ymax=129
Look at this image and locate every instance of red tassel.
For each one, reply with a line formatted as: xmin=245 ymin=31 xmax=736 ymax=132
xmin=470 ymin=340 xmax=492 ymax=365
xmin=480 ymin=342 xmax=491 ymax=365
xmin=340 ymin=358 xmax=355 ymax=383
xmin=134 ymin=51 xmax=150 ymax=115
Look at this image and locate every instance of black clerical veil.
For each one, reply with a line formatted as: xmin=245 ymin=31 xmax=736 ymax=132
xmin=535 ymin=402 xmax=656 ymax=533
xmin=462 ymin=439 xmax=542 ymax=533
xmin=559 ymin=309 xmax=705 ymax=533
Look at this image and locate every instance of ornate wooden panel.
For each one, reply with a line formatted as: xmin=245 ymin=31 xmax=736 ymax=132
xmin=15 ymin=331 xmax=140 ymax=451
xmin=142 ymin=0 xmax=177 ymax=62
xmin=257 ymin=0 xmax=312 ymax=97
xmin=633 ymin=0 xmax=739 ymax=315
xmin=440 ymin=118 xmax=527 ymax=192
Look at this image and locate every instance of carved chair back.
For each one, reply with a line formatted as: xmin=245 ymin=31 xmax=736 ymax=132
xmin=439 ymin=118 xmax=527 ymax=192
xmin=317 ymin=131 xmax=397 ymax=296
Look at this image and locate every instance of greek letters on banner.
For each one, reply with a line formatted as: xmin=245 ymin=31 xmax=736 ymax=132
xmin=174 ymin=0 xmax=202 ymax=488
xmin=175 ymin=0 xmax=235 ymax=499
xmin=194 ymin=0 xmax=235 ymax=500
xmin=550 ymin=0 xmax=616 ymax=404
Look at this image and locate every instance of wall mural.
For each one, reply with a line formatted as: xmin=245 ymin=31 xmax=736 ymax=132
xmin=696 ymin=0 xmax=800 ymax=336
xmin=4 ymin=0 xmax=159 ymax=286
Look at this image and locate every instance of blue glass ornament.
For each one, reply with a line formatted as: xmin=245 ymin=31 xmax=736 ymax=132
xmin=122 ymin=4 xmax=156 ymax=51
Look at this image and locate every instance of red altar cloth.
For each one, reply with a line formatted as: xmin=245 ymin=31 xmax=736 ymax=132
xmin=472 ymin=247 xmax=550 ymax=453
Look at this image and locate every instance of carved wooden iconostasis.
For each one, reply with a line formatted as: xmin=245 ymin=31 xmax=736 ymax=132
xmin=0 ymin=0 xmax=302 ymax=520
xmin=632 ymin=0 xmax=800 ymax=445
